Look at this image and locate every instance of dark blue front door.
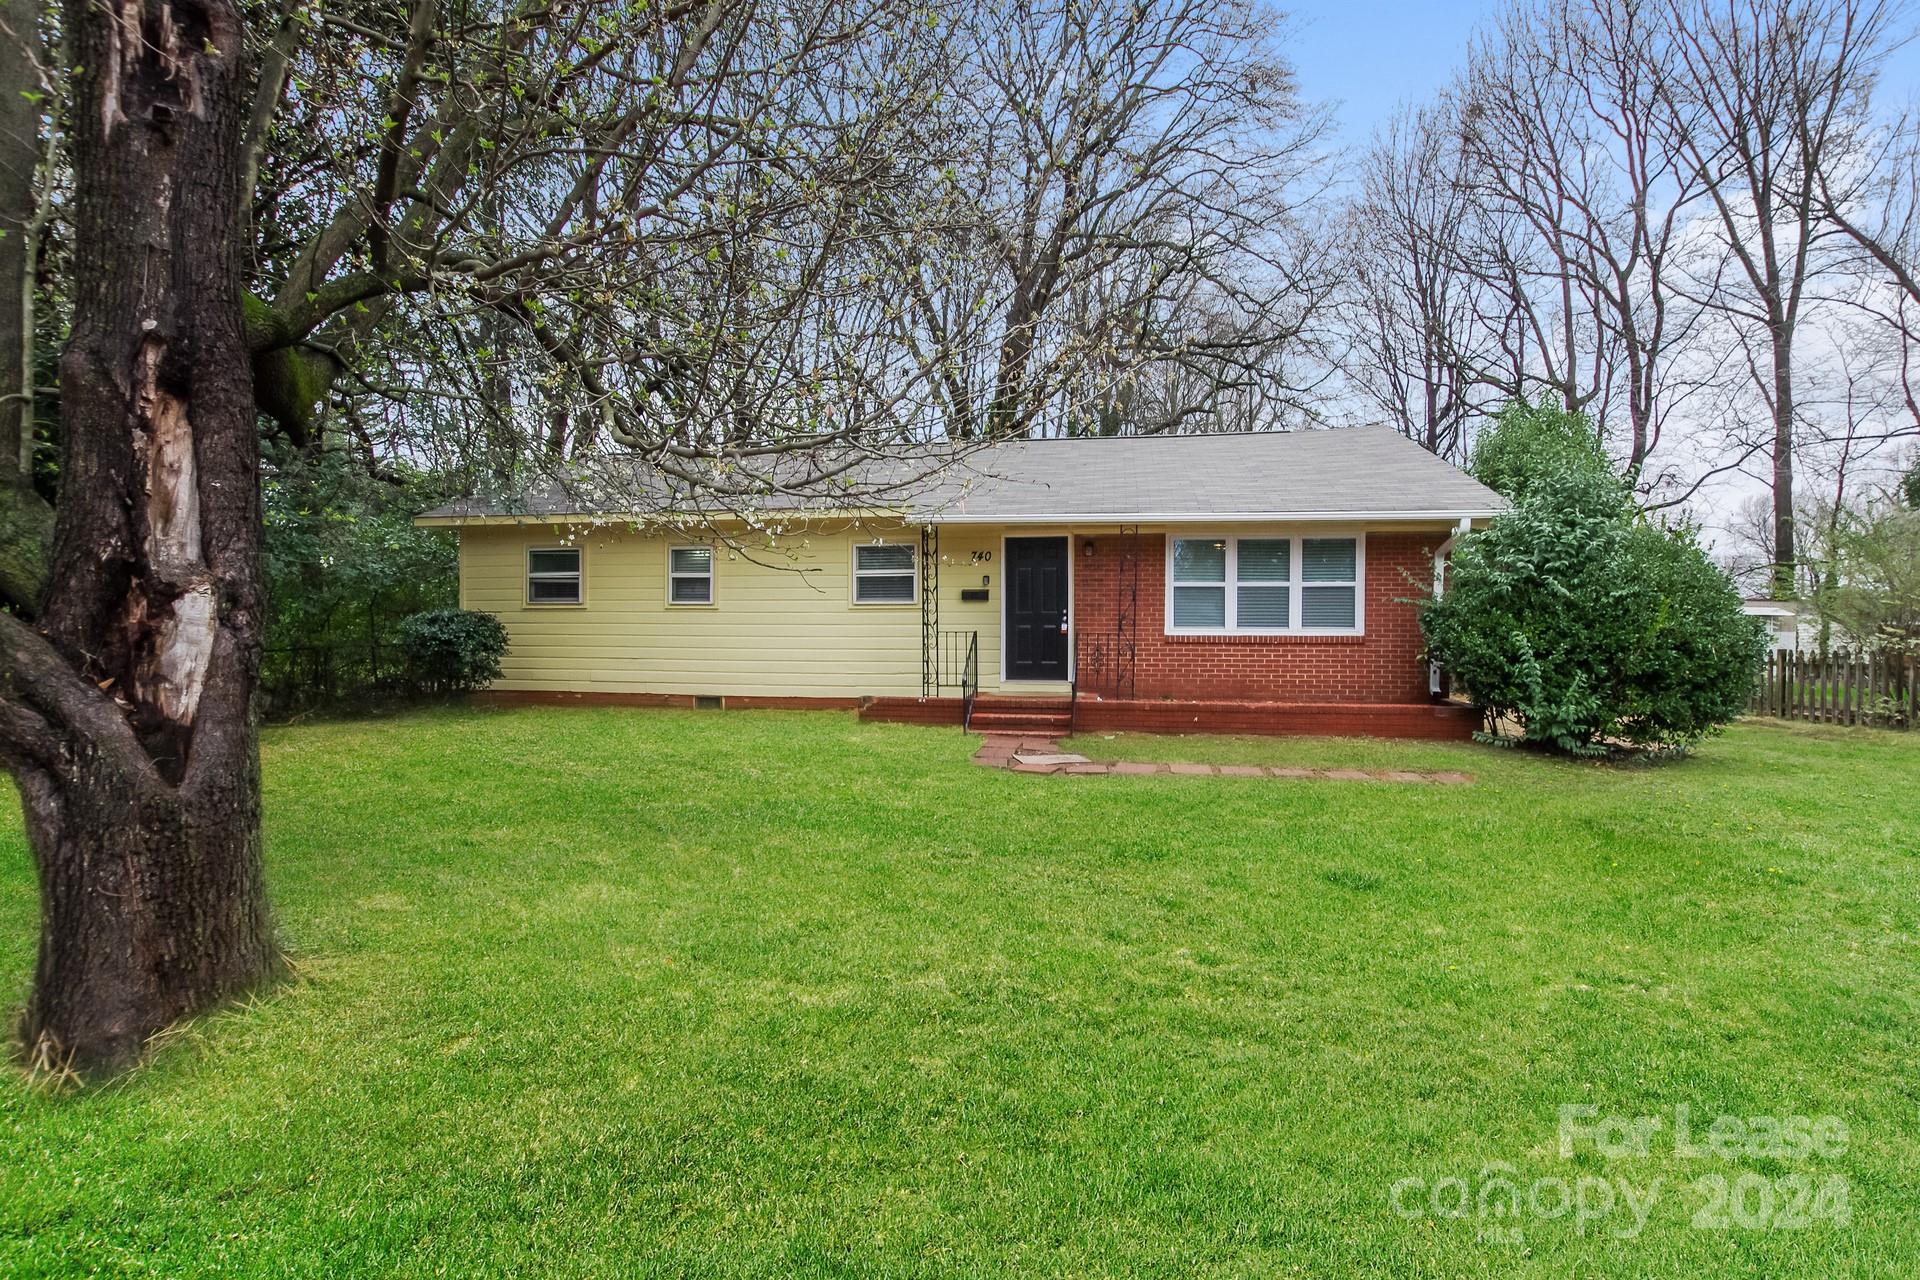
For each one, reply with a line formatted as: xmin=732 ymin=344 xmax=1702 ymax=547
xmin=1005 ymin=537 xmax=1069 ymax=680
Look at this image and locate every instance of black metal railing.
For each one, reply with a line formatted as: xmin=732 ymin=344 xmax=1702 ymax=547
xmin=935 ymin=629 xmax=977 ymax=688
xmin=1113 ymin=523 xmax=1140 ymax=700
xmin=920 ymin=525 xmax=941 ymax=695
xmin=961 ymin=631 xmax=979 ymax=732
xmin=1070 ymin=627 xmax=1085 ymax=735
xmin=1069 ymin=526 xmax=1138 ymax=705
xmin=931 ymin=628 xmax=981 ymax=731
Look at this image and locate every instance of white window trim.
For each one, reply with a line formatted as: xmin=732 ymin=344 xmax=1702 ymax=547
xmin=851 ymin=539 xmax=920 ymax=606
xmin=1164 ymin=530 xmax=1366 ymax=636
xmin=526 ymin=545 xmax=583 ymax=606
xmin=666 ymin=544 xmax=716 ymax=607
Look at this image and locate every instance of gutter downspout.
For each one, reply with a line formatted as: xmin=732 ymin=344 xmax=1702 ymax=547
xmin=1430 ymin=517 xmax=1473 ymax=698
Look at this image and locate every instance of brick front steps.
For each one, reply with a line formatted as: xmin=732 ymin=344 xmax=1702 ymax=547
xmin=968 ymin=712 xmax=1076 ymax=735
xmin=964 ymin=693 xmax=1075 ymax=736
xmin=969 ymin=735 xmax=1472 ymax=783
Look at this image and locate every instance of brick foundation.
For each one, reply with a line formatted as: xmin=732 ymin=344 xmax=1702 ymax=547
xmin=857 ymin=696 xmax=1478 ymax=740
xmin=476 ymin=690 xmax=1476 ymax=740
xmin=1065 ymin=698 xmax=1477 ymax=740
xmin=477 ymin=690 xmax=698 ymax=709
xmin=476 ymin=690 xmax=860 ymax=711
xmin=856 ymin=696 xmax=967 ymax=726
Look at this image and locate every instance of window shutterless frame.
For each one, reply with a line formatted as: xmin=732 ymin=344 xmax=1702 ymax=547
xmin=666 ymin=544 xmax=715 ymax=605
xmin=526 ymin=546 xmax=583 ymax=605
xmin=1163 ymin=531 xmax=1365 ymax=636
xmin=851 ymin=541 xmax=918 ymax=605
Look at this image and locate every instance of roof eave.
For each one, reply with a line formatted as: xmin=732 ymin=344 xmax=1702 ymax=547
xmin=416 ymin=506 xmax=1506 ymax=528
xmin=412 ymin=506 xmax=914 ymax=528
xmin=920 ymin=508 xmax=1506 ymax=525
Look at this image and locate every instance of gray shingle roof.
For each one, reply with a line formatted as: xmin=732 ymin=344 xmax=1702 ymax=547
xmin=418 ymin=426 xmax=1505 ymax=524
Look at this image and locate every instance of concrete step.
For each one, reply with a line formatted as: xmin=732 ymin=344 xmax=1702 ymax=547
xmin=969 ymin=710 xmax=1073 ymax=733
xmin=971 ymin=694 xmax=1074 ymax=712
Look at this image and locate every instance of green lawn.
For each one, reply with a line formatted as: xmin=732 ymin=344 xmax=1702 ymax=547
xmin=1 ymin=708 xmax=1916 ymax=1277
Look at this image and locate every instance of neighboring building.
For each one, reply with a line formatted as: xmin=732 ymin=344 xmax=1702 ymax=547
xmin=1742 ymin=598 xmax=1812 ymax=652
xmin=417 ymin=428 xmax=1505 ymax=738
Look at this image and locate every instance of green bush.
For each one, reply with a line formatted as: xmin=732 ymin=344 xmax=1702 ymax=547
xmin=1814 ymin=499 xmax=1920 ymax=654
xmin=1469 ymin=399 xmax=1616 ymax=502
xmin=397 ymin=609 xmax=510 ymax=695
xmin=1422 ymin=466 xmax=1766 ymax=753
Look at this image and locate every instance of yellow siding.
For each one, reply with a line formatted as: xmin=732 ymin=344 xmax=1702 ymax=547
xmin=457 ymin=521 xmax=1011 ymax=697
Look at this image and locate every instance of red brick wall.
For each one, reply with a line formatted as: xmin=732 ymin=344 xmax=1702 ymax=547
xmin=1071 ymin=532 xmax=1439 ymax=704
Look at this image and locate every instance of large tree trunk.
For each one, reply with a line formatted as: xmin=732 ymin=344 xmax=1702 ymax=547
xmin=0 ymin=0 xmax=276 ymax=1078
xmin=8 ymin=630 xmax=273 ymax=1074
xmin=988 ymin=289 xmax=1041 ymax=438
xmin=1769 ymin=320 xmax=1796 ymax=600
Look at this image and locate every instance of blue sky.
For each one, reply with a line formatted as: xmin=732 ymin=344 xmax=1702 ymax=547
xmin=1283 ymin=1 xmax=1920 ymax=540
xmin=1286 ymin=0 xmax=1920 ymax=146
xmin=1285 ymin=0 xmax=1489 ymax=144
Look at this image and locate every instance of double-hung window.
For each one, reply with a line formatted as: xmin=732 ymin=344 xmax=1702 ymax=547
xmin=1170 ymin=537 xmax=1232 ymax=628
xmin=1167 ymin=534 xmax=1361 ymax=633
xmin=1299 ymin=537 xmax=1361 ymax=629
xmin=527 ymin=547 xmax=582 ymax=604
xmin=853 ymin=542 xmax=917 ymax=604
xmin=667 ymin=546 xmax=714 ymax=604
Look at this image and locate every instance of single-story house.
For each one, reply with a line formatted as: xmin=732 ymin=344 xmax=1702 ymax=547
xmin=417 ymin=427 xmax=1506 ymax=738
xmin=1741 ymin=597 xmax=1812 ymax=652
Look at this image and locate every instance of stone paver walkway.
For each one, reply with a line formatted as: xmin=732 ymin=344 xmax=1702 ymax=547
xmin=970 ymin=735 xmax=1472 ymax=784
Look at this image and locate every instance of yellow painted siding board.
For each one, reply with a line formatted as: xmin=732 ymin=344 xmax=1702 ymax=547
xmin=457 ymin=522 xmax=1011 ymax=698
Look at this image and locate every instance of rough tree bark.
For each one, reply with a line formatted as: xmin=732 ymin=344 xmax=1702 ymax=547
xmin=0 ymin=0 xmax=276 ymax=1077
xmin=1769 ymin=318 xmax=1797 ymax=599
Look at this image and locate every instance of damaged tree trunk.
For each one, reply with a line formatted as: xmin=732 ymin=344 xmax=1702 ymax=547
xmin=0 ymin=0 xmax=276 ymax=1076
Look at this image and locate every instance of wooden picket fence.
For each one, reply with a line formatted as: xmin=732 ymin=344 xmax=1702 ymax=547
xmin=1750 ymin=649 xmax=1917 ymax=729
